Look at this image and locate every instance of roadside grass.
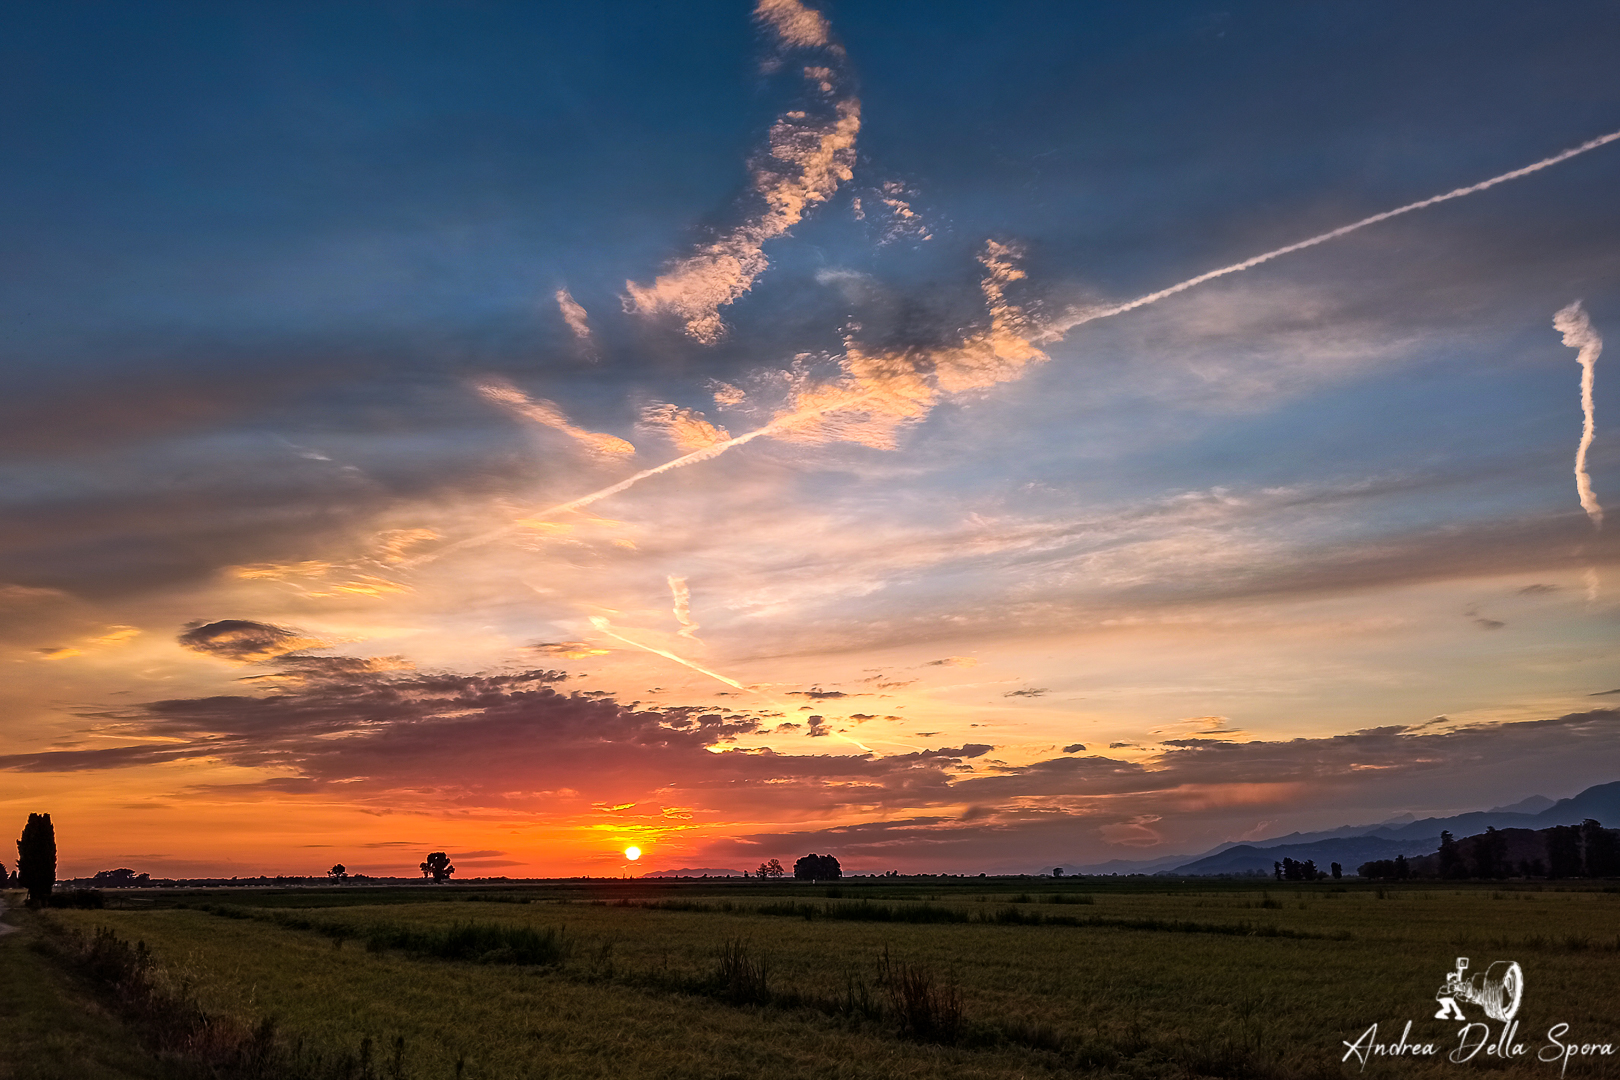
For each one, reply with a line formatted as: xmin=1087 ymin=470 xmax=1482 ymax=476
xmin=0 ymin=896 xmax=165 ymax=1080
xmin=44 ymin=881 xmax=1620 ymax=1079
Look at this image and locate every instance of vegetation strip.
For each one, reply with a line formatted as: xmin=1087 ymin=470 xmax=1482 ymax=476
xmin=34 ymin=915 xmax=428 ymax=1079
xmin=610 ymin=897 xmax=1350 ymax=939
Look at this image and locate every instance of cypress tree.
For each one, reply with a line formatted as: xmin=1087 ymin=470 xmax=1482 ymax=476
xmin=16 ymin=813 xmax=56 ymax=905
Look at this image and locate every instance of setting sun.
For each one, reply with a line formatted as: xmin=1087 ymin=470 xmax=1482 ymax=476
xmin=623 ymin=846 xmax=641 ymax=862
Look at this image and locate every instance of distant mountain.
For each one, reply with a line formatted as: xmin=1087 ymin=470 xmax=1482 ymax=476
xmin=1062 ymin=851 xmax=1220 ymax=876
xmin=1533 ymin=780 xmax=1620 ymax=826
xmin=1175 ymin=835 xmax=1439 ymax=876
xmin=1489 ymin=794 xmax=1555 ymax=814
xmin=639 ymin=867 xmax=748 ymax=878
xmin=1065 ymin=780 xmax=1620 ymax=878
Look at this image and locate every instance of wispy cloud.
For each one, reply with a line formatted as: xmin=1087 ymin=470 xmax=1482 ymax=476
xmin=624 ymin=1 xmax=858 ymax=342
xmin=668 ymin=575 xmax=699 ymax=639
xmin=475 ymin=379 xmax=634 ymax=459
xmin=1554 ymin=301 xmax=1604 ymax=528
xmin=555 ymin=287 xmax=593 ymax=344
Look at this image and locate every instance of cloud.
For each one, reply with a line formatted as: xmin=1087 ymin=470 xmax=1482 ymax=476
xmin=1062 ymin=744 xmax=1087 ymax=753
xmin=555 ymin=288 xmax=592 ymax=343
xmin=177 ymin=620 xmax=328 ymax=663
xmin=926 ymin=656 xmax=977 ymax=668
xmin=1518 ymin=583 xmax=1559 ymax=595
xmin=788 ymin=688 xmax=848 ymax=699
xmin=624 ymin=3 xmax=857 ymax=342
xmin=668 ymin=575 xmax=699 ymax=639
xmin=727 ymin=241 xmax=1045 ymax=451
xmin=753 ymin=0 xmax=830 ymax=48
xmin=640 ymin=404 xmax=732 ymax=453
xmin=873 ymin=180 xmax=932 ymax=244
xmin=1463 ymin=607 xmax=1506 ymax=631
xmin=1003 ymin=687 xmax=1048 ymax=698
xmin=476 ymin=379 xmax=634 ymax=460
xmin=0 ymin=584 xmax=70 ymax=604
xmin=527 ymin=642 xmax=612 ymax=659
xmin=1554 ymin=301 xmax=1604 ymax=529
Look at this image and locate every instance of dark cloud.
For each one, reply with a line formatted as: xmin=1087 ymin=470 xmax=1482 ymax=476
xmin=1004 ymin=688 xmax=1048 ymax=698
xmin=1518 ymin=584 xmax=1559 ymax=595
xmin=789 ymin=689 xmax=849 ymax=700
xmin=178 ymin=619 xmax=323 ymax=662
xmin=1592 ymin=689 xmax=1620 ymax=697
xmin=1062 ymin=743 xmax=1086 ymax=753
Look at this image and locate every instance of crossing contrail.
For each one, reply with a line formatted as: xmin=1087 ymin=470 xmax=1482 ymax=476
xmin=410 ymin=126 xmax=1620 ymax=566
xmin=403 ymin=389 xmax=882 ymax=567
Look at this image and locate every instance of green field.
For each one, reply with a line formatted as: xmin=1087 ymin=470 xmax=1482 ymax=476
xmin=5 ymin=879 xmax=1619 ymax=1079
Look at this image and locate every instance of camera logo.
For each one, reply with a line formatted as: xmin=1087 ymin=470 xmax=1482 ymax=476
xmin=1434 ymin=957 xmax=1524 ymax=1023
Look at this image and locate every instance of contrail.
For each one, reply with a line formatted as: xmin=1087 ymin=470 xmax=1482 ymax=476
xmin=1554 ymin=301 xmax=1604 ymax=528
xmin=588 ymin=616 xmax=752 ymax=693
xmin=409 ymin=126 xmax=1620 ymax=566
xmin=588 ymin=616 xmax=879 ymax=753
xmin=1042 ymin=128 xmax=1620 ymax=338
xmin=404 ymin=389 xmax=881 ymax=566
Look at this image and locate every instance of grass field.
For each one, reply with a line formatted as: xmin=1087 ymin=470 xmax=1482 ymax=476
xmin=6 ymin=879 xmax=1619 ymax=1079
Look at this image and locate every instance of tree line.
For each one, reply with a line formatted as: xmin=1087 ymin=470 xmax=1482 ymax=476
xmin=1359 ymin=820 xmax=1620 ymax=880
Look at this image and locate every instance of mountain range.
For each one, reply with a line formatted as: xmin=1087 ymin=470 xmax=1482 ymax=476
xmin=1058 ymin=780 xmax=1620 ymax=877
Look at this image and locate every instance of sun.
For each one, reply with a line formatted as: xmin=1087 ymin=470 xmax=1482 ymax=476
xmin=623 ymin=846 xmax=641 ymax=861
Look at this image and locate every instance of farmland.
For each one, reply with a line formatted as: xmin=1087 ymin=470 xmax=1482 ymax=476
xmin=4 ymin=878 xmax=1619 ymax=1079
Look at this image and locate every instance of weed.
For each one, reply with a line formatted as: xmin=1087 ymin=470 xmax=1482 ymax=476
xmin=712 ymin=938 xmax=770 ymax=1004
xmin=877 ymin=947 xmax=962 ymax=1044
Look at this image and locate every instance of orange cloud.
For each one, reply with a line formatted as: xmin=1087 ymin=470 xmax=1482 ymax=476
xmin=753 ymin=0 xmax=830 ymax=48
xmin=625 ymin=3 xmax=857 ymax=342
xmin=476 ymin=379 xmax=634 ymax=459
xmin=640 ymin=403 xmax=731 ymax=452
xmin=753 ymin=240 xmax=1046 ymax=449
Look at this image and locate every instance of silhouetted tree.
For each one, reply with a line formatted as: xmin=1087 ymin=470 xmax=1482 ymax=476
xmin=1547 ymin=825 xmax=1583 ymax=878
xmin=1580 ymin=820 xmax=1619 ymax=877
xmin=1395 ymin=854 xmax=1408 ymax=880
xmin=328 ymin=863 xmax=348 ymax=884
xmin=1475 ymin=826 xmax=1509 ymax=879
xmin=1438 ymin=831 xmax=1466 ymax=879
xmin=90 ymin=869 xmax=148 ymax=887
xmin=16 ymin=813 xmax=56 ymax=905
xmin=793 ymin=853 xmax=841 ymax=880
xmin=1330 ymin=862 xmax=1342 ymax=880
xmin=1273 ymin=861 xmax=1283 ymax=881
xmin=420 ymin=852 xmax=454 ymax=883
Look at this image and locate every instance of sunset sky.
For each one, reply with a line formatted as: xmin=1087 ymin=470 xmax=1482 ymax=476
xmin=4 ymin=0 xmax=1618 ymax=879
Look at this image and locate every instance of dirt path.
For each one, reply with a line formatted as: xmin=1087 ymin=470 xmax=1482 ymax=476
xmin=0 ymin=894 xmax=17 ymax=935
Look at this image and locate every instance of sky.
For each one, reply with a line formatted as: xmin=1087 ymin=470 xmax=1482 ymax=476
xmin=2 ymin=0 xmax=1618 ymax=879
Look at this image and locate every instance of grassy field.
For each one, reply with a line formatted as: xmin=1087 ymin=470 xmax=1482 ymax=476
xmin=8 ymin=879 xmax=1620 ymax=1079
